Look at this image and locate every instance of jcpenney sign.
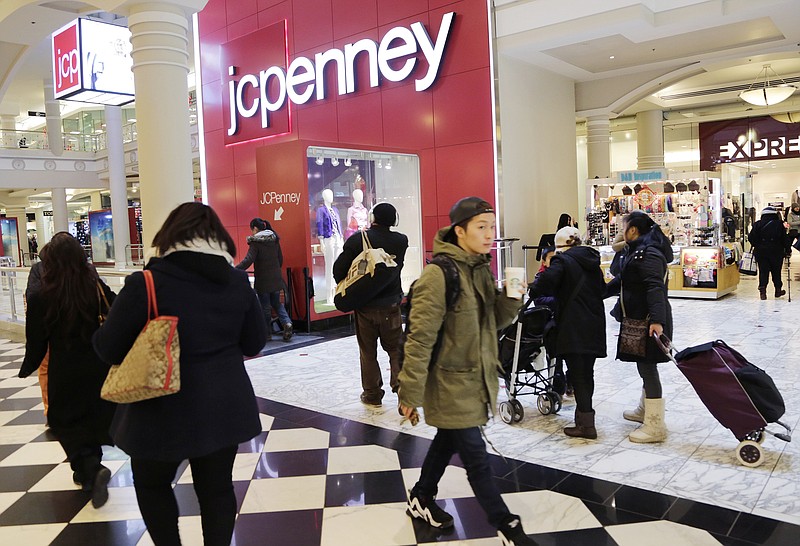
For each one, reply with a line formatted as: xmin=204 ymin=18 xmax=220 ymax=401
xmin=221 ymin=12 xmax=455 ymax=144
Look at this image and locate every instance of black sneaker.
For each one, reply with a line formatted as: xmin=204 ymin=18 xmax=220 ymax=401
xmin=360 ymin=392 xmax=382 ymax=407
xmin=91 ymin=466 xmax=112 ymax=508
xmin=407 ymin=489 xmax=454 ymax=529
xmin=498 ymin=516 xmax=538 ymax=545
xmin=282 ymin=323 xmax=293 ymax=341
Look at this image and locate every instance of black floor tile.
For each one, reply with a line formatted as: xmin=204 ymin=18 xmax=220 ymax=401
xmin=324 ymin=470 xmax=407 ymax=507
xmin=269 ymin=406 xmax=323 ymax=426
xmin=0 ymin=397 xmax=41 ymax=410
xmin=606 ymin=485 xmax=677 ymax=519
xmin=173 ymin=483 xmax=202 ymax=516
xmin=0 ymin=443 xmax=22 ymax=464
xmin=255 ymin=399 xmax=296 ymax=416
xmin=50 ymin=519 xmax=148 ymax=546
xmin=499 ymin=461 xmax=571 ymax=490
xmin=665 ymin=498 xmax=740 ymax=536
xmin=0 ymin=490 xmax=89 ymax=525
xmin=0 ymin=386 xmax=23 ymax=398
xmin=108 ymin=461 xmax=133 ymax=487
xmin=532 ymin=527 xmax=620 ymax=546
xmin=268 ymin=417 xmax=307 ymax=431
xmin=396 ymin=445 xmax=431 ymax=469
xmin=0 ymin=464 xmax=57 ymax=492
xmin=728 ymin=512 xmax=800 ymax=545
xmin=253 ymin=449 xmax=328 ymax=479
xmin=6 ymin=408 xmax=46 ymax=425
xmin=30 ymin=428 xmax=60 ymax=442
xmin=552 ymin=474 xmax=621 ymax=504
xmin=366 ymin=427 xmax=431 ymax=455
xmin=493 ymin=475 xmax=540 ymax=495
xmin=233 ymin=510 xmax=323 ymax=546
xmin=238 ymin=431 xmax=269 ymax=453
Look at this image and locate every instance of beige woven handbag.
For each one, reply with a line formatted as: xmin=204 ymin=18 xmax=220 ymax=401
xmin=100 ymin=270 xmax=180 ymax=403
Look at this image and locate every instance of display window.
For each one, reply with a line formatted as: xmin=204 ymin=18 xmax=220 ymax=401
xmin=0 ymin=218 xmax=20 ymax=265
xmin=306 ymin=146 xmax=423 ymax=314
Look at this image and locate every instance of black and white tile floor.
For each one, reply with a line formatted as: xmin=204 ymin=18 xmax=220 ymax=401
xmin=1 ymin=275 xmax=799 ymax=545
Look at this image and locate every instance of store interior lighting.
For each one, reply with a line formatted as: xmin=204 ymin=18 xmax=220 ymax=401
xmin=343 ymin=158 xmax=352 ymax=166
xmin=739 ymin=64 xmax=797 ymax=107
xmin=315 ymin=156 xmax=324 ymax=165
xmin=384 ymin=159 xmax=392 ymax=170
xmin=330 ymin=157 xmax=339 ymax=166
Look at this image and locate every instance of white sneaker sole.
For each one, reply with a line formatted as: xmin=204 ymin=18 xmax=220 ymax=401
xmin=406 ymin=499 xmax=453 ymax=529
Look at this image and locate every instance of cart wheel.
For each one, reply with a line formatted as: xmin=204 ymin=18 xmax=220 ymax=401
xmin=537 ymin=394 xmax=553 ymax=415
xmin=547 ymin=392 xmax=562 ymax=414
xmin=499 ymin=401 xmax=514 ymax=424
xmin=744 ymin=430 xmax=766 ymax=444
xmin=510 ymin=399 xmax=524 ymax=423
xmin=736 ymin=440 xmax=764 ymax=468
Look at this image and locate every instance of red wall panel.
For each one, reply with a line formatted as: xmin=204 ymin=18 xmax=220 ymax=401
xmin=199 ymin=0 xmax=494 ymax=320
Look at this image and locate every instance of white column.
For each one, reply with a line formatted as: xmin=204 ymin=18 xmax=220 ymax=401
xmin=0 ymin=114 xmax=15 ymax=149
xmin=105 ymin=105 xmax=131 ymax=268
xmin=44 ymin=81 xmax=63 ymax=156
xmin=636 ymin=109 xmax=665 ymax=169
xmin=128 ymin=4 xmax=194 ymax=248
xmin=51 ymin=188 xmax=69 ymax=233
xmin=35 ymin=209 xmax=50 ymax=245
xmin=586 ymin=115 xmax=611 ymax=179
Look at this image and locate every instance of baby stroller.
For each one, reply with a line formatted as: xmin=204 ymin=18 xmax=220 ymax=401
xmin=497 ymin=300 xmax=563 ymax=424
xmin=655 ymin=336 xmax=792 ymax=467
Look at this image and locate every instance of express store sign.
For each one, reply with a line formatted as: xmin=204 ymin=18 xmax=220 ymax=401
xmin=700 ymin=116 xmax=800 ymax=170
xmin=221 ymin=12 xmax=455 ymax=145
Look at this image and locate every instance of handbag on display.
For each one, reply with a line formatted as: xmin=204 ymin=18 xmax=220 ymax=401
xmin=616 ymin=285 xmax=650 ymax=360
xmin=100 ymin=270 xmax=181 ymax=404
xmin=334 ymin=230 xmax=398 ymax=313
xmin=739 ymin=251 xmax=757 ymax=276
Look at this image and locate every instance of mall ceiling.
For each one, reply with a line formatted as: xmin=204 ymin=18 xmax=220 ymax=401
xmin=1 ymin=0 xmax=799 ymax=127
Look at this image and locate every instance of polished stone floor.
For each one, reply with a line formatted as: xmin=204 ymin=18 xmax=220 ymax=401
xmin=0 ymin=274 xmax=798 ymax=544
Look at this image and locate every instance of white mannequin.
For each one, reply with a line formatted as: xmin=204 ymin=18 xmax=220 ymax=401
xmin=318 ymin=188 xmax=343 ymax=304
xmin=345 ymin=188 xmax=369 ymax=239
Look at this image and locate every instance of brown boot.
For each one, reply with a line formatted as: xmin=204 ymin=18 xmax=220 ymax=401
xmin=776 ymin=289 xmax=786 ymax=298
xmin=759 ymin=288 xmax=767 ymax=300
xmin=564 ymin=409 xmax=597 ymax=439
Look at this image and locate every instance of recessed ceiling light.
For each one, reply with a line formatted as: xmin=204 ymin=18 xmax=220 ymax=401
xmin=609 ymin=55 xmax=615 ymax=60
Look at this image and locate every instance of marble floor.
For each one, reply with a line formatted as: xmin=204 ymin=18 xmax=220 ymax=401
xmin=0 ymin=273 xmax=798 ymax=545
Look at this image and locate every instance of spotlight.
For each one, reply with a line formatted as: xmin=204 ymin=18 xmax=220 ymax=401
xmin=315 ymin=157 xmax=324 ymax=166
xmin=344 ymin=158 xmax=352 ymax=167
xmin=384 ymin=159 xmax=392 ymax=170
xmin=331 ymin=157 xmax=339 ymax=166
xmin=376 ymin=160 xmax=383 ymax=169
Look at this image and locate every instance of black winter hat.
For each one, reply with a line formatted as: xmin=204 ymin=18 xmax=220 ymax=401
xmin=371 ymin=202 xmax=397 ymax=227
xmin=449 ymin=197 xmax=494 ymax=226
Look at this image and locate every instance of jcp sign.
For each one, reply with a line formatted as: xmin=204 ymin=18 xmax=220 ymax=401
xmin=221 ymin=12 xmax=455 ymax=145
xmin=52 ymin=20 xmax=81 ymax=96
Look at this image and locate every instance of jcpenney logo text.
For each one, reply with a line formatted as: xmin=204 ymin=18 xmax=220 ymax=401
xmin=226 ymin=12 xmax=455 ymax=137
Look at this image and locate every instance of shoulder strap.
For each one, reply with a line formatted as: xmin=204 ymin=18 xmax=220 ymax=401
xmin=557 ymin=253 xmax=585 ymax=312
xmin=429 ymin=255 xmax=460 ymax=310
xmin=143 ymin=270 xmax=157 ymax=320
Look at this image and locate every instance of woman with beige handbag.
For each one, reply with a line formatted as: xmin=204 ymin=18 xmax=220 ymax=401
xmin=93 ymin=203 xmax=267 ymax=546
xmin=19 ymin=232 xmax=117 ymax=508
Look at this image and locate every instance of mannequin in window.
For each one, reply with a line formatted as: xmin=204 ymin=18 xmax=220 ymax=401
xmin=345 ymin=189 xmax=369 ymax=240
xmin=316 ymin=189 xmax=343 ymax=304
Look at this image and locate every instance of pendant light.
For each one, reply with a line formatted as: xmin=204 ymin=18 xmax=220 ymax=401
xmin=739 ymin=64 xmax=797 ymax=107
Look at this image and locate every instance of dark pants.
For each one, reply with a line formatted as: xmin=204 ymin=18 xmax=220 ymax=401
xmin=563 ymin=354 xmax=595 ymax=413
xmin=756 ymin=252 xmax=784 ymax=292
xmin=257 ymin=291 xmax=292 ymax=330
xmin=354 ymin=304 xmax=402 ymax=399
xmin=131 ymin=445 xmax=238 ymax=546
xmin=636 ymin=361 xmax=662 ymax=398
xmin=415 ymin=427 xmax=510 ymax=528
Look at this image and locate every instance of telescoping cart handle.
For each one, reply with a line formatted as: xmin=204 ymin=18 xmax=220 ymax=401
xmin=652 ymin=333 xmax=678 ymax=365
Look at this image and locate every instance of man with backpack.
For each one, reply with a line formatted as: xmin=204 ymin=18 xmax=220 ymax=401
xmin=397 ymin=197 xmax=538 ymax=546
xmin=333 ymin=202 xmax=408 ymax=406
xmin=748 ymin=207 xmax=787 ymax=300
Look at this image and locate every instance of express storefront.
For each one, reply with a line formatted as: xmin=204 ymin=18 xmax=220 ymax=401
xmin=197 ymin=0 xmax=496 ymax=323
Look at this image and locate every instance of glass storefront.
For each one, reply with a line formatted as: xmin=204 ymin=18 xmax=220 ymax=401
xmin=306 ymin=146 xmax=423 ymax=314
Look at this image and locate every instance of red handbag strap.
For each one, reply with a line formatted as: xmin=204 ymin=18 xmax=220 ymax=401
xmin=143 ymin=270 xmax=158 ymax=319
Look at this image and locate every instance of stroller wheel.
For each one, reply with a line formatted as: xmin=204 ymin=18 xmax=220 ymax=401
xmin=549 ymin=392 xmax=562 ymax=414
xmin=537 ymin=394 xmax=553 ymax=416
xmin=499 ymin=401 xmax=514 ymax=424
xmin=510 ymin=399 xmax=524 ymax=423
xmin=736 ymin=440 xmax=764 ymax=468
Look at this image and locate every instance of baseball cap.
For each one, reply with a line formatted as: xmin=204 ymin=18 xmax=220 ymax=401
xmin=554 ymin=226 xmax=582 ymax=251
xmin=449 ymin=197 xmax=494 ymax=227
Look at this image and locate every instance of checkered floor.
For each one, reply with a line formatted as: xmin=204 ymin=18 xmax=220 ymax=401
xmin=0 ymin=339 xmax=796 ymax=545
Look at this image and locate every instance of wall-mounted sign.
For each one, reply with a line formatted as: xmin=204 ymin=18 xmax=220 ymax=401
xmin=52 ymin=18 xmax=135 ymax=106
xmin=43 ymin=210 xmax=54 ymax=217
xmin=27 ymin=111 xmax=46 ymax=117
xmin=617 ymin=169 xmax=668 ymax=183
xmin=700 ymin=116 xmax=800 ymax=170
xmin=222 ymin=12 xmax=455 ymax=145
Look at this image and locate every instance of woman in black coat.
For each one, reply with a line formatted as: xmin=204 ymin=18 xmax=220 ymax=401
xmin=529 ymin=226 xmax=606 ymax=439
xmin=236 ymin=217 xmax=293 ymax=341
xmin=748 ymin=207 xmax=787 ymax=300
xmin=19 ymin=232 xmax=117 ymax=508
xmin=609 ymin=211 xmax=673 ymax=444
xmin=93 ymin=203 xmax=267 ymax=546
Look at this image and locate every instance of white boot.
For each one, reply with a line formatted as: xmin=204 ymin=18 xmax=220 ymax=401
xmin=629 ymin=398 xmax=667 ymax=443
xmin=623 ymin=389 xmax=645 ymax=423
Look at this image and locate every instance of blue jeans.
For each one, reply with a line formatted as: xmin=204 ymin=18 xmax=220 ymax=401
xmin=258 ymin=291 xmax=291 ymax=330
xmin=415 ymin=427 xmax=510 ymax=528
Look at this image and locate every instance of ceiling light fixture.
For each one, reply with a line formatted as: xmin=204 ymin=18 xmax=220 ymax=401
xmin=384 ymin=159 xmax=392 ymax=170
xmin=343 ymin=158 xmax=352 ymax=167
xmin=331 ymin=157 xmax=339 ymax=166
xmin=315 ymin=156 xmax=324 ymax=166
xmin=739 ymin=64 xmax=797 ymax=107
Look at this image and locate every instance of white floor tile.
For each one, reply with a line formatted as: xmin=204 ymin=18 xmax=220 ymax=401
xmin=239 ymin=475 xmax=325 ymax=513
xmin=501 ymin=490 xmax=602 ymax=534
xmin=320 ymin=503 xmax=417 ymax=546
xmin=401 ymin=465 xmax=474 ymax=500
xmin=327 ymin=445 xmax=400 ymax=475
xmin=0 ymin=441 xmax=65 ymax=466
xmin=70 ymin=486 xmax=142 ymax=522
xmin=137 ymin=515 xmax=203 ymax=546
xmin=606 ymin=520 xmax=722 ymax=545
xmin=0 ymin=523 xmax=67 ymax=546
xmin=262 ymin=427 xmax=330 ymax=452
xmin=0 ymin=491 xmax=24 ymax=515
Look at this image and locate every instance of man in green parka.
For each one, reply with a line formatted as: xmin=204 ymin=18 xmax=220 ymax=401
xmin=398 ymin=197 xmax=539 ymax=546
